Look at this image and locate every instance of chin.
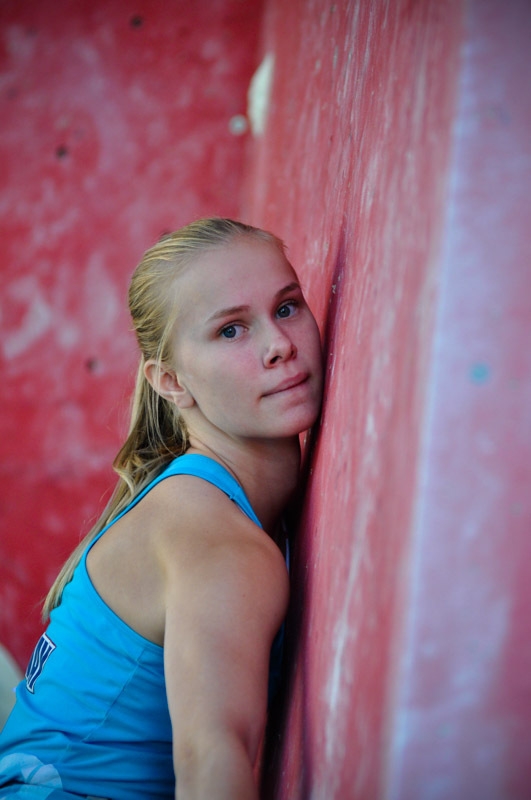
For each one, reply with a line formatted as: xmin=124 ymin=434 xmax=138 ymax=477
xmin=279 ymin=408 xmax=321 ymax=438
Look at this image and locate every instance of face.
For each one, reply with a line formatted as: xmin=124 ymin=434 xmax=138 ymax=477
xmin=165 ymin=236 xmax=323 ymax=445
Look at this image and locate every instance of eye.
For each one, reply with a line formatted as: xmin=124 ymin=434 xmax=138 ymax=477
xmin=219 ymin=323 xmax=244 ymax=340
xmin=276 ymin=300 xmax=298 ymax=319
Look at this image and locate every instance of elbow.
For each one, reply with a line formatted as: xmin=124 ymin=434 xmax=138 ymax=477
xmin=173 ymin=729 xmax=259 ymax=799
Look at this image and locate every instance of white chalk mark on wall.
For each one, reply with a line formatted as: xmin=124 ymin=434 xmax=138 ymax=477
xmin=247 ymin=52 xmax=274 ymax=137
xmin=2 ymin=278 xmax=53 ymax=360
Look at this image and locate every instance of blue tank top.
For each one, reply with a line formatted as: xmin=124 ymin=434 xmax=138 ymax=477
xmin=0 ymin=455 xmax=285 ymax=800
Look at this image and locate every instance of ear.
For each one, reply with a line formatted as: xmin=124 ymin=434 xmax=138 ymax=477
xmin=143 ymin=359 xmax=195 ymax=409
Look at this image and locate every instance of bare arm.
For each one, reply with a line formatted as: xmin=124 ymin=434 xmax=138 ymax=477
xmin=157 ymin=481 xmax=289 ymax=800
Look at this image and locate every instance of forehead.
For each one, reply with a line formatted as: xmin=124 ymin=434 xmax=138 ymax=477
xmin=173 ymin=236 xmax=298 ymax=320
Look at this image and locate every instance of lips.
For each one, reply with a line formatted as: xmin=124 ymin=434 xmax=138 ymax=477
xmin=264 ymin=373 xmax=308 ymax=396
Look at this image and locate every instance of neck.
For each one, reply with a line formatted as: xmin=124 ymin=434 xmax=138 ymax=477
xmin=186 ymin=433 xmax=302 ymax=533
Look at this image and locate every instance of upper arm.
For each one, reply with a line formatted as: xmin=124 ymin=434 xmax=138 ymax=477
xmin=157 ymin=479 xmax=289 ymax=770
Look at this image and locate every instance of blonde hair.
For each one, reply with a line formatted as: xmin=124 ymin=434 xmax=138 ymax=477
xmin=43 ymin=218 xmax=284 ymax=618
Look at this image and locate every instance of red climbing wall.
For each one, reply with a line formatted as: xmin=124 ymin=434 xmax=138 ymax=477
xmin=2 ymin=0 xmax=531 ymax=797
xmin=244 ymin=1 xmax=531 ymax=798
xmin=0 ymin=0 xmax=263 ymax=668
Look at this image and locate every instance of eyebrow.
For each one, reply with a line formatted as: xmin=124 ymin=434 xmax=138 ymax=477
xmin=206 ymin=282 xmax=301 ymax=323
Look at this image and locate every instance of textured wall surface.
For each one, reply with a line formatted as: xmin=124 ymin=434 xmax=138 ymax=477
xmin=0 ymin=0 xmax=263 ymax=668
xmin=2 ymin=1 xmax=530 ymax=797
xmin=244 ymin=1 xmax=531 ymax=798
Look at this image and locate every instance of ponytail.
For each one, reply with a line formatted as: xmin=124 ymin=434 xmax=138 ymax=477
xmin=42 ymin=361 xmax=187 ymax=619
xmin=114 ymin=356 xmax=188 ymax=494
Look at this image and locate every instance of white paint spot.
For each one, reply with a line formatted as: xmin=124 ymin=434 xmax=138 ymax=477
xmin=322 ymin=539 xmax=366 ymax=794
xmin=83 ymin=253 xmax=120 ymax=337
xmin=2 ymin=278 xmax=53 ymax=359
xmin=365 ymin=410 xmax=376 ymax=438
xmin=228 ymin=114 xmax=248 ymax=136
xmin=56 ymin=322 xmax=80 ymax=350
xmin=247 ymin=52 xmax=274 ymax=137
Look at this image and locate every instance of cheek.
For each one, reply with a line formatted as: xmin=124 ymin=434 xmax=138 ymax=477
xmin=185 ymin=352 xmax=253 ymax=398
xmin=304 ymin=318 xmax=323 ymax=362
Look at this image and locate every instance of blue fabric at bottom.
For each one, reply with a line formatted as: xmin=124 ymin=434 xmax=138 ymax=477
xmin=0 ymin=786 xmax=107 ymax=799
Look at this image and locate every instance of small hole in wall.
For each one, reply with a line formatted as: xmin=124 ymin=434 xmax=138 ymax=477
xmin=56 ymin=145 xmax=68 ymax=159
xmin=85 ymin=357 xmax=100 ymax=373
xmin=130 ymin=15 xmax=143 ymax=28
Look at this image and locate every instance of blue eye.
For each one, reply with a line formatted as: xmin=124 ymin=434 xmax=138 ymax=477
xmin=221 ymin=325 xmax=237 ymax=339
xmin=219 ymin=324 xmax=244 ymax=339
xmin=277 ymin=301 xmax=297 ymax=319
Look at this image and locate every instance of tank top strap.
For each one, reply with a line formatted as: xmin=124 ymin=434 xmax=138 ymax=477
xmin=86 ymin=454 xmax=262 ymax=556
xmin=159 ymin=454 xmax=262 ymax=528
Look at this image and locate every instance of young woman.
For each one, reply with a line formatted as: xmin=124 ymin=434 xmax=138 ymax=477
xmin=0 ymin=219 xmax=323 ymax=800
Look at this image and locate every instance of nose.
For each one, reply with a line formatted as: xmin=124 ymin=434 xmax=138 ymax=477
xmin=263 ymin=324 xmax=297 ymax=367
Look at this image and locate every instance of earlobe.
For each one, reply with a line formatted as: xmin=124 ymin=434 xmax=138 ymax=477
xmin=143 ymin=360 xmax=195 ymax=408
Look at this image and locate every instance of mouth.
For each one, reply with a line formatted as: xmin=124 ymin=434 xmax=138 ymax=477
xmin=264 ymin=373 xmax=309 ymax=397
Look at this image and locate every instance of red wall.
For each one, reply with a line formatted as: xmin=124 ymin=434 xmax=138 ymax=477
xmin=0 ymin=0 xmax=264 ymax=668
xmin=244 ymin=1 xmax=531 ymax=798
xmin=2 ymin=1 xmax=531 ymax=797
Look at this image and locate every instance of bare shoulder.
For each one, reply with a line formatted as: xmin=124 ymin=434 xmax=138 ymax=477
xmin=146 ymin=473 xmax=289 ymax=618
xmin=87 ymin=471 xmax=287 ymax=650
